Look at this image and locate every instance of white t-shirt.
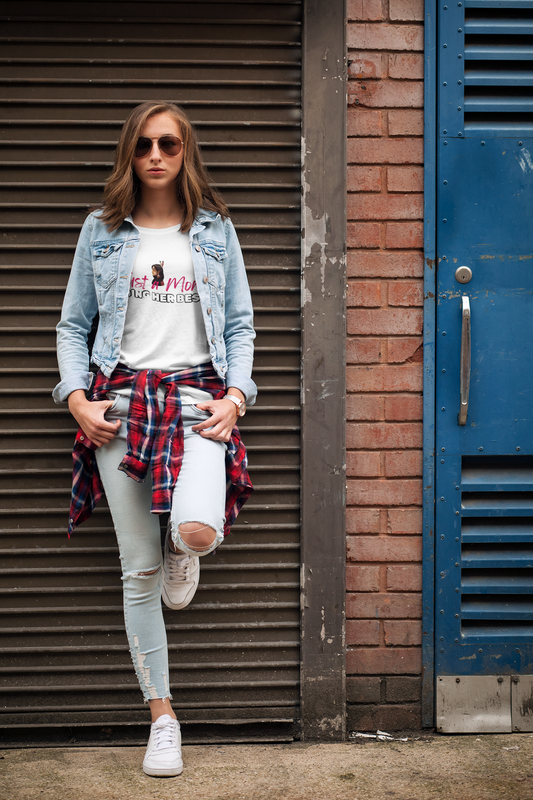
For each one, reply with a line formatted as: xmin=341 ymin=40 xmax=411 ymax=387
xmin=119 ymin=223 xmax=212 ymax=404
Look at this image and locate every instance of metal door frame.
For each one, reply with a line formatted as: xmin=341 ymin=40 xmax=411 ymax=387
xmin=300 ymin=0 xmax=347 ymax=741
xmin=422 ymin=0 xmax=437 ymax=727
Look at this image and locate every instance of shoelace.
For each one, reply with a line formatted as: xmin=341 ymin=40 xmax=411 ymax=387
xmin=167 ymin=551 xmax=190 ymax=581
xmin=152 ymin=719 xmax=177 ymax=752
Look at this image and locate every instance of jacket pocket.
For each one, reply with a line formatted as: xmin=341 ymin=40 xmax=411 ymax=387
xmin=200 ymin=241 xmax=227 ymax=264
xmin=92 ymin=242 xmax=123 ymax=288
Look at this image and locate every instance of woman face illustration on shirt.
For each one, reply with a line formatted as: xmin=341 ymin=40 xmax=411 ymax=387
xmin=151 ymin=263 xmax=165 ymax=288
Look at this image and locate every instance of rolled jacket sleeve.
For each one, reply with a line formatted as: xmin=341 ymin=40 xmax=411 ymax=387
xmin=223 ymin=218 xmax=257 ymax=405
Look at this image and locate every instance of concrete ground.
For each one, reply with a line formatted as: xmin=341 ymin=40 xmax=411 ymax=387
xmin=2 ymin=733 xmax=533 ymax=800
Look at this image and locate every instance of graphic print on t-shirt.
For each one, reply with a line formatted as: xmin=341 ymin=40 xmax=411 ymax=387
xmin=130 ymin=259 xmax=200 ymax=304
xmin=151 ymin=261 xmax=164 ymax=289
xmin=119 ymin=224 xmax=211 ymax=381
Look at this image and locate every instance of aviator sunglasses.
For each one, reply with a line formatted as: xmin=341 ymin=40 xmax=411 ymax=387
xmin=134 ymin=135 xmax=183 ymax=159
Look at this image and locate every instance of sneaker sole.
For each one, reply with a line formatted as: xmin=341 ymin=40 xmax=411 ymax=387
xmin=143 ymin=762 xmax=184 ymax=777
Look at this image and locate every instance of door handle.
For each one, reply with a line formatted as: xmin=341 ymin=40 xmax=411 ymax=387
xmin=458 ymin=295 xmax=471 ymax=426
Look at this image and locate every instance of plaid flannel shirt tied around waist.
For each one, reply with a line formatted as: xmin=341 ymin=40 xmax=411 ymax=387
xmin=68 ymin=363 xmax=253 ymax=537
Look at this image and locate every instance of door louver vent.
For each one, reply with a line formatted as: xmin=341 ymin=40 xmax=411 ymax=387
xmin=464 ymin=4 xmax=533 ymax=135
xmin=461 ymin=456 xmax=533 ymax=642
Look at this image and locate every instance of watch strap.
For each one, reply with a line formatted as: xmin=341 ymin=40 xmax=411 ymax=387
xmin=224 ymin=394 xmax=242 ymax=407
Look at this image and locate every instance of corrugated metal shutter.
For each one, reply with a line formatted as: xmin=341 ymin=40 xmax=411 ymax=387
xmin=0 ymin=0 xmax=302 ymax=745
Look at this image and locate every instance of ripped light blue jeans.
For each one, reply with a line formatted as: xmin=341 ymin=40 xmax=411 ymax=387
xmin=94 ymin=391 xmax=227 ymax=701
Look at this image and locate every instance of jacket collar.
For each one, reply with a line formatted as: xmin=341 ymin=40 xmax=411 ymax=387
xmin=191 ymin=208 xmax=219 ymax=236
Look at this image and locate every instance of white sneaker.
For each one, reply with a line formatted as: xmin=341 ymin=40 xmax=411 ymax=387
xmin=143 ymin=714 xmax=183 ymax=777
xmin=162 ymin=527 xmax=200 ymax=610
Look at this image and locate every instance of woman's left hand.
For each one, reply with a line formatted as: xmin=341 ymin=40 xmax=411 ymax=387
xmin=192 ymin=398 xmax=239 ymax=442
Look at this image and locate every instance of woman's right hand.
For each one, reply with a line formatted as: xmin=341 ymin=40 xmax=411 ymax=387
xmin=68 ymin=389 xmax=121 ymax=448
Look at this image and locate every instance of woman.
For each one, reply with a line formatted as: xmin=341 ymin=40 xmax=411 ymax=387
xmin=53 ymin=101 xmax=255 ymax=777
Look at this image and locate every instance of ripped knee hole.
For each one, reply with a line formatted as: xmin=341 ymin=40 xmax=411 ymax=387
xmin=131 ymin=565 xmax=161 ymax=578
xmin=178 ymin=522 xmax=217 ymax=551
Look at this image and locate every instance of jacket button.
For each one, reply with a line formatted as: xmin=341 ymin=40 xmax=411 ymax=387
xmin=203 ymin=276 xmax=208 ymax=284
xmin=211 ymin=337 xmax=215 ymax=344
xmin=195 ymin=245 xmax=201 ymax=252
xmin=207 ymin=307 xmax=212 ymax=315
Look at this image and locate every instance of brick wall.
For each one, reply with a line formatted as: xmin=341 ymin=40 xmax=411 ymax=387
xmin=346 ymin=0 xmax=424 ymax=731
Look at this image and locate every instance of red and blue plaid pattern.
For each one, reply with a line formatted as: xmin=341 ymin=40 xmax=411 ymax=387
xmin=68 ymin=363 xmax=253 ymax=538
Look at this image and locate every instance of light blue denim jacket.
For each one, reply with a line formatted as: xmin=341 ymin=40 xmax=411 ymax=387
xmin=53 ymin=209 xmax=256 ymax=404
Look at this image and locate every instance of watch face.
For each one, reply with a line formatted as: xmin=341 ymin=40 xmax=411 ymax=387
xmin=238 ymin=401 xmax=246 ymax=417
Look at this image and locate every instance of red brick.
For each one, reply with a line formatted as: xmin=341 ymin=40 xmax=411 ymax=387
xmin=348 ymin=81 xmax=423 ymax=109
xmin=347 ymin=536 xmax=422 ymax=563
xmin=385 ymin=676 xmax=421 ymax=702
xmin=388 ymin=280 xmax=423 ymax=306
xmin=347 ymin=676 xmax=382 ymax=703
xmin=347 ymin=394 xmax=385 ymax=421
xmin=347 ymin=365 xmax=422 ymax=393
xmin=387 ymin=565 xmax=423 ymax=592
xmin=347 ymin=338 xmax=382 ymax=364
xmin=389 ymin=109 xmax=424 ymax=136
xmin=384 ymin=394 xmax=423 ymax=420
xmin=387 ymin=508 xmax=423 ymax=534
xmin=347 ymin=0 xmax=385 ymax=20
xmin=348 ymin=137 xmax=423 ymax=165
xmin=347 ymin=564 xmax=381 ymax=592
xmin=347 ymin=251 xmax=424 ymax=278
xmin=384 ymin=620 xmax=422 ymax=646
xmin=347 ymin=451 xmax=382 ymax=477
xmin=347 ymin=222 xmax=381 ymax=249
xmin=348 ymin=165 xmax=382 ymax=192
xmin=387 ymin=166 xmax=423 ymax=193
xmin=348 ymin=308 xmax=423 ymax=335
xmin=385 ymin=450 xmax=423 ymax=477
xmin=347 ymin=478 xmax=422 ymax=506
xmin=348 ymin=24 xmax=424 ymax=51
xmin=388 ymin=53 xmax=424 ymax=80
xmin=348 ymin=51 xmax=383 ymax=80
xmin=347 ymin=592 xmax=421 ymax=619
xmin=385 ymin=222 xmax=424 ymax=249
xmin=346 ymin=619 xmax=381 ymax=645
xmin=347 ymin=280 xmax=382 ymax=306
xmin=347 ymin=703 xmax=422 ymax=730
xmin=348 ymin=194 xmax=423 ymax=221
xmin=347 ymin=422 xmax=422 ymax=450
xmin=347 ymin=648 xmax=421 ymax=676
xmin=346 ymin=507 xmax=381 ymax=534
xmin=389 ymin=0 xmax=424 ymax=22
xmin=387 ymin=337 xmax=423 ymax=363
xmin=347 ymin=109 xmax=383 ymax=137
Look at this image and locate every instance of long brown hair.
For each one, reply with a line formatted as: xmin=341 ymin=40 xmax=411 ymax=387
xmin=100 ymin=101 xmax=229 ymax=232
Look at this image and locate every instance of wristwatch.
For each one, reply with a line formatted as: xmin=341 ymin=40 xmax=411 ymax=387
xmin=224 ymin=394 xmax=247 ymax=417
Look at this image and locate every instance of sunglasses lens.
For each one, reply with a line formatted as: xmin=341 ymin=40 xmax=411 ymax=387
xmin=159 ymin=136 xmax=182 ymax=156
xmin=134 ymin=137 xmax=151 ymax=158
xmin=134 ymin=136 xmax=182 ymax=158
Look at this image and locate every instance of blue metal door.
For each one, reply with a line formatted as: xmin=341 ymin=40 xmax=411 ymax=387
xmin=435 ymin=0 xmax=533 ymax=703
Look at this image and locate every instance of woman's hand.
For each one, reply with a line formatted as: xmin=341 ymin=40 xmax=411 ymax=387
xmin=192 ymin=398 xmax=239 ymax=442
xmin=68 ymin=389 xmax=121 ymax=448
